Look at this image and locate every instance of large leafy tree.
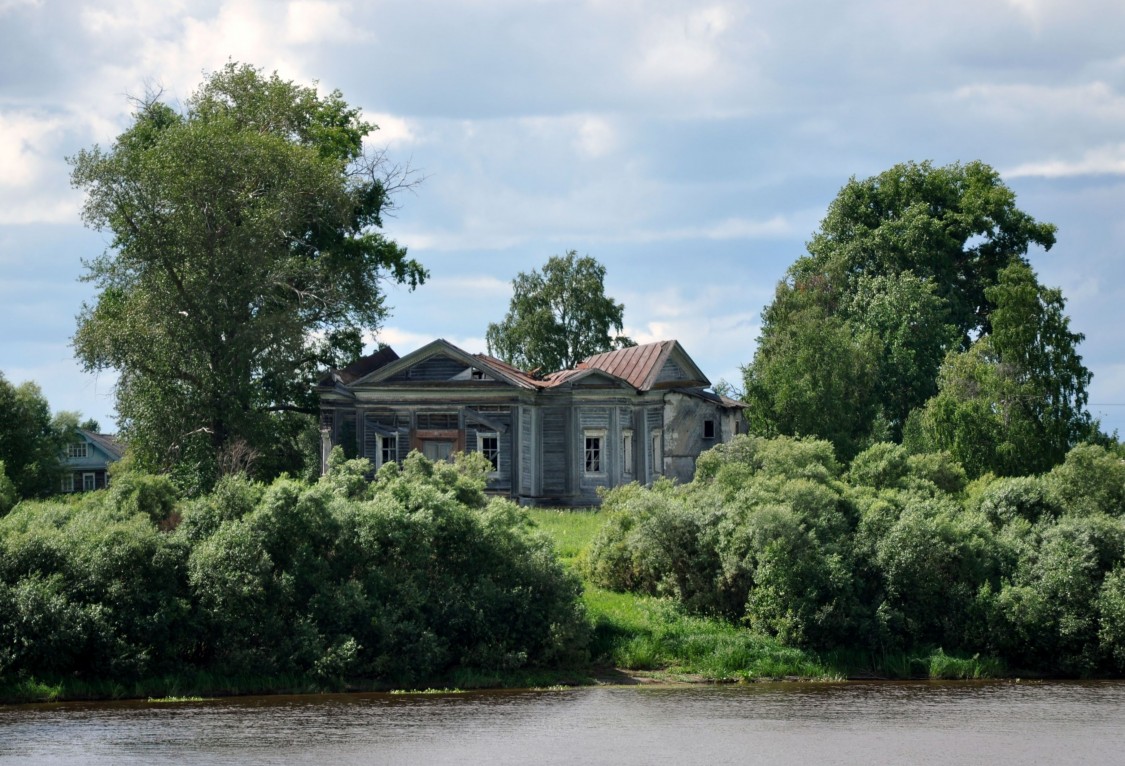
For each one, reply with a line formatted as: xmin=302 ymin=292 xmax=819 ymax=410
xmin=0 ymin=374 xmax=65 ymax=499
xmin=743 ymin=161 xmax=1058 ymax=458
xmin=486 ymin=252 xmax=632 ymax=372
xmin=905 ymin=262 xmax=1097 ymax=477
xmin=70 ymin=63 xmax=425 ymax=489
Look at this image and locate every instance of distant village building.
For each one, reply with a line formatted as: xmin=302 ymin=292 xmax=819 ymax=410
xmin=316 ymin=339 xmax=746 ymax=506
xmin=61 ymin=429 xmax=123 ymax=493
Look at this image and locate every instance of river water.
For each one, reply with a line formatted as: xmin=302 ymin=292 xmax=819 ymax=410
xmin=2 ymin=681 xmax=1123 ymax=765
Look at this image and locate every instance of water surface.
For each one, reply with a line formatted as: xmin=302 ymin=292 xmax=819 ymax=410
xmin=2 ymin=681 xmax=1123 ymax=765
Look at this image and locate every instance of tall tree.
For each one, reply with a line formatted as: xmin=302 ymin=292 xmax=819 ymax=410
xmin=743 ymin=161 xmax=1058 ymax=458
xmin=70 ymin=63 xmax=425 ymax=490
xmin=0 ymin=374 xmax=65 ymax=498
xmin=486 ymin=252 xmax=632 ymax=372
xmin=905 ymin=262 xmax=1097 ymax=477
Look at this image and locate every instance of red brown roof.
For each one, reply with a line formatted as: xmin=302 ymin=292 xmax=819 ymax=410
xmin=582 ymin=341 xmax=677 ymax=390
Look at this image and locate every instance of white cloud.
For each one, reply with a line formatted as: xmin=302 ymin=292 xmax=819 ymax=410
xmin=0 ymin=111 xmax=84 ymax=224
xmin=634 ymin=4 xmax=737 ymax=86
xmin=575 ymin=116 xmax=616 ymax=159
xmin=0 ymin=0 xmax=41 ymax=12
xmin=368 ymin=327 xmax=487 ymax=356
xmin=1005 ymin=143 xmax=1125 ymax=178
xmin=364 ymin=112 xmax=417 ymax=146
xmin=287 ymin=1 xmax=364 ymax=44
xmin=952 ymin=81 xmax=1125 ymax=124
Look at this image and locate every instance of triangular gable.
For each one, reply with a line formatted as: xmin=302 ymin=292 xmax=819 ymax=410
xmin=650 ymin=343 xmax=709 ymax=389
xmin=350 ymin=339 xmax=537 ymax=390
xmin=81 ymin=430 xmax=124 ymax=461
xmin=544 ymin=368 xmax=634 ymax=390
xmin=581 ymin=340 xmax=710 ymax=391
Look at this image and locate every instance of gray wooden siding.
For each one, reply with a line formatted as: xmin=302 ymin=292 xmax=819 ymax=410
xmin=386 ymin=355 xmax=469 ymax=382
xmin=520 ymin=406 xmax=535 ymax=495
xmin=542 ymin=407 xmax=568 ymax=494
xmin=656 ymin=358 xmax=687 ymax=384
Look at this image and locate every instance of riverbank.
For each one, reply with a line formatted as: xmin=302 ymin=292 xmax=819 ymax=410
xmin=0 ymin=506 xmax=1010 ymax=706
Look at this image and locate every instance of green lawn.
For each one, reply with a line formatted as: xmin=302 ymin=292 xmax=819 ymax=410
xmin=527 ymin=507 xmax=835 ymax=681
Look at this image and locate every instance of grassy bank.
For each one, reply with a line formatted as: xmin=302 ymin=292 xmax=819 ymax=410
xmin=528 ymin=508 xmax=1007 ymax=683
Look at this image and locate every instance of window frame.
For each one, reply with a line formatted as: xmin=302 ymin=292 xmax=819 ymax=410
xmin=82 ymin=472 xmax=96 ymax=492
xmin=378 ymin=433 xmax=398 ymax=468
xmin=476 ymin=431 xmax=500 ymax=476
xmin=67 ymin=442 xmax=88 ymax=459
xmin=61 ymin=474 xmax=75 ymax=493
xmin=583 ymin=429 xmax=607 ymax=476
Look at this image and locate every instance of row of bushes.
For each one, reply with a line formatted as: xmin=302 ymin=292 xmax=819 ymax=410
xmin=0 ymin=451 xmax=588 ymax=687
xmin=584 ymin=436 xmax=1125 ymax=675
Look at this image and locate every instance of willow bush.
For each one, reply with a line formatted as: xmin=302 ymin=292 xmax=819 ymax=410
xmin=0 ymin=450 xmax=587 ymax=687
xmin=584 ymin=435 xmax=1125 ymax=675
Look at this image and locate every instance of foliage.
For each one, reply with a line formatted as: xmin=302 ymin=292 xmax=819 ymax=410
xmin=70 ymin=63 xmax=425 ymax=492
xmin=0 ymin=461 xmax=16 ymax=516
xmin=0 ymin=452 xmax=588 ymax=688
xmin=583 ymin=434 xmax=1125 ymax=676
xmin=906 ymin=262 xmax=1097 ymax=477
xmin=743 ymin=160 xmax=1060 ymax=458
xmin=485 ymin=251 xmax=632 ymax=373
xmin=0 ymin=374 xmax=66 ymax=498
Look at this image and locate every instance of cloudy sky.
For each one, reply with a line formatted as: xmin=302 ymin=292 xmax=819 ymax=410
xmin=3 ymin=0 xmax=1125 ymax=436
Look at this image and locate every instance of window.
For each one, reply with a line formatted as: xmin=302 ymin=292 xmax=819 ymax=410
xmin=422 ymin=440 xmax=455 ymax=462
xmin=651 ymin=429 xmax=663 ymax=476
xmin=67 ymin=442 xmax=88 ymax=459
xmin=61 ymin=474 xmax=75 ymax=493
xmin=583 ymin=429 xmax=606 ymax=474
xmin=379 ymin=434 xmax=397 ymax=468
xmin=703 ymin=419 xmax=716 ymax=440
xmin=82 ymin=473 xmax=96 ymax=492
xmin=622 ymin=429 xmax=634 ymax=476
xmin=477 ymin=432 xmax=500 ymax=473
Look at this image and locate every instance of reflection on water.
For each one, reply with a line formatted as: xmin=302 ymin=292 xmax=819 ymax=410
xmin=2 ymin=681 xmax=1124 ymax=765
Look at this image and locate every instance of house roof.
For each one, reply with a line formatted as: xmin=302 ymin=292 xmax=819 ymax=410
xmin=321 ymin=346 xmax=401 ymax=386
xmin=81 ymin=429 xmax=124 ymax=460
xmin=322 ymin=338 xmax=721 ymax=397
xmin=580 ymin=340 xmax=709 ymax=391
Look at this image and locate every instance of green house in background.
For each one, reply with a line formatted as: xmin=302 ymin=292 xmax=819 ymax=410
xmin=61 ymin=429 xmax=123 ymax=493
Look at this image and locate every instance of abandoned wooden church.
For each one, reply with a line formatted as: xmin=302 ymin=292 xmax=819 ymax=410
xmin=316 ymin=339 xmax=746 ymax=505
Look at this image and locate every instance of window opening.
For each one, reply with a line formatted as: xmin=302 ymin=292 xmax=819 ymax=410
xmin=477 ymin=432 xmax=500 ymax=473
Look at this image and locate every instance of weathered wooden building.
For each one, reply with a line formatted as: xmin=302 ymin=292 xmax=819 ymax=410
xmin=316 ymin=339 xmax=746 ymax=505
xmin=61 ymin=429 xmax=123 ymax=493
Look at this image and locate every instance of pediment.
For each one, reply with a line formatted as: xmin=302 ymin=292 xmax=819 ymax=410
xmin=349 ymin=339 xmax=536 ymax=389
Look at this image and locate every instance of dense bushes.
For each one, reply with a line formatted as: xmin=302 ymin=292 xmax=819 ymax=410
xmin=0 ymin=451 xmax=587 ymax=687
xmin=585 ymin=435 xmax=1125 ymax=675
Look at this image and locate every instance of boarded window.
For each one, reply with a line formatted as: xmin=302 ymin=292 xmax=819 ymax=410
xmin=422 ymin=440 xmax=455 ymax=462
xmin=622 ymin=429 xmax=634 ymax=476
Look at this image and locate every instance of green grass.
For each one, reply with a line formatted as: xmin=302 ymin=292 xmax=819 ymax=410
xmin=584 ymin=586 xmax=834 ymax=680
xmin=527 ymin=509 xmax=605 ymax=567
xmin=815 ymin=647 xmax=1007 ymax=680
xmin=528 ymin=507 xmax=836 ymax=681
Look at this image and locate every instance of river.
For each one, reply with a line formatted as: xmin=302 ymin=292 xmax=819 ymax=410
xmin=2 ymin=681 xmax=1124 ymax=765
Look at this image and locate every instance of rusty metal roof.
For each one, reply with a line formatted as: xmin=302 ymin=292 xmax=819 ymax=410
xmin=581 ymin=341 xmax=676 ymax=391
xmin=473 ymin=354 xmax=546 ymax=388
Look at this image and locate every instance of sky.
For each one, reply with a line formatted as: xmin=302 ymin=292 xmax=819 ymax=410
xmin=2 ymin=0 xmax=1125 ymax=437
